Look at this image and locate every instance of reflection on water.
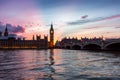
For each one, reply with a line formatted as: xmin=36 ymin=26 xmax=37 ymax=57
xmin=0 ymin=49 xmax=120 ymax=80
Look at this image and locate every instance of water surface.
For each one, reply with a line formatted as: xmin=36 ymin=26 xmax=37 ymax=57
xmin=0 ymin=49 xmax=120 ymax=80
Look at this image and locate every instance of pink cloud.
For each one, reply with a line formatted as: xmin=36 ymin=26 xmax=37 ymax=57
xmin=0 ymin=0 xmax=43 ymax=26
xmin=103 ymin=14 xmax=120 ymax=20
xmin=115 ymin=26 xmax=120 ymax=28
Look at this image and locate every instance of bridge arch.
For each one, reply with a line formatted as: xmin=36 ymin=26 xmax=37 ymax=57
xmin=66 ymin=46 xmax=71 ymax=49
xmin=61 ymin=46 xmax=65 ymax=49
xmin=72 ymin=45 xmax=81 ymax=50
xmin=83 ymin=43 xmax=101 ymax=50
xmin=104 ymin=42 xmax=120 ymax=50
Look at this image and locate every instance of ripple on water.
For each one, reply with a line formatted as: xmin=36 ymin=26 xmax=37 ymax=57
xmin=0 ymin=49 xmax=120 ymax=80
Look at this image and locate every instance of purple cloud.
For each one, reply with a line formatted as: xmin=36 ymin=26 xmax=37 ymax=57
xmin=81 ymin=15 xmax=88 ymax=19
xmin=115 ymin=26 xmax=120 ymax=29
xmin=0 ymin=22 xmax=25 ymax=34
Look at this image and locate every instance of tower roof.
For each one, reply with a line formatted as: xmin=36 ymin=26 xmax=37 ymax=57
xmin=5 ymin=25 xmax=8 ymax=32
xmin=50 ymin=24 xmax=54 ymax=31
xmin=4 ymin=24 xmax=8 ymax=36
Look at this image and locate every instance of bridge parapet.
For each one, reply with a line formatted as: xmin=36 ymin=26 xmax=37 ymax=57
xmin=104 ymin=39 xmax=120 ymax=44
xmin=55 ymin=38 xmax=120 ymax=50
xmin=81 ymin=40 xmax=102 ymax=47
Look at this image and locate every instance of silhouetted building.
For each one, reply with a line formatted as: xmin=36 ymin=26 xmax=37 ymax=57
xmin=0 ymin=25 xmax=49 ymax=49
xmin=49 ymin=24 xmax=54 ymax=48
xmin=4 ymin=26 xmax=8 ymax=36
xmin=55 ymin=37 xmax=81 ymax=48
xmin=61 ymin=37 xmax=80 ymax=44
xmin=0 ymin=31 xmax=2 ymax=37
xmin=81 ymin=37 xmax=103 ymax=43
xmin=33 ymin=35 xmax=35 ymax=40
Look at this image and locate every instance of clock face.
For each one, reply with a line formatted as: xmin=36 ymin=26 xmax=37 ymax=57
xmin=51 ymin=31 xmax=53 ymax=33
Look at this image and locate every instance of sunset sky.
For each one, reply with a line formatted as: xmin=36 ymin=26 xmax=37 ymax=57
xmin=0 ymin=0 xmax=120 ymax=41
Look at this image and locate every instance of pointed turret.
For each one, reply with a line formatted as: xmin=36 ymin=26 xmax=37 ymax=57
xmin=33 ymin=35 xmax=35 ymax=40
xmin=4 ymin=25 xmax=8 ymax=36
xmin=50 ymin=24 xmax=54 ymax=31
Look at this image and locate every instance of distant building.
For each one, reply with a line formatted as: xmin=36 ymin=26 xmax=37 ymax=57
xmin=55 ymin=37 xmax=81 ymax=48
xmin=55 ymin=37 xmax=104 ymax=48
xmin=0 ymin=24 xmax=54 ymax=49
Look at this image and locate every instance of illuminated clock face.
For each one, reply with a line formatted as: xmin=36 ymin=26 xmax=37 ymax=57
xmin=51 ymin=31 xmax=53 ymax=33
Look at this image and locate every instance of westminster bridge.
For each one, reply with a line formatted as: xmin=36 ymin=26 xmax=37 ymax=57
xmin=55 ymin=38 xmax=120 ymax=50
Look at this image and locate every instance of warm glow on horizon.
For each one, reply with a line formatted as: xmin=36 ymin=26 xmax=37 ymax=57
xmin=0 ymin=0 xmax=120 ymax=41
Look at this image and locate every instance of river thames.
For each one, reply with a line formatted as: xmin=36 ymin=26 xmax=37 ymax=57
xmin=0 ymin=49 xmax=120 ymax=80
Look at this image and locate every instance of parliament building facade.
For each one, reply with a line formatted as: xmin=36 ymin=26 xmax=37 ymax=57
xmin=0 ymin=24 xmax=54 ymax=49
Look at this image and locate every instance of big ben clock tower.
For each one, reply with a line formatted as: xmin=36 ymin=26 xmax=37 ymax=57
xmin=50 ymin=24 xmax=54 ymax=48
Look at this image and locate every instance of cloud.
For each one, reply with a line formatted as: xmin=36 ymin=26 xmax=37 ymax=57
xmin=104 ymin=14 xmax=120 ymax=20
xmin=115 ymin=26 xmax=120 ymax=29
xmin=67 ymin=17 xmax=103 ymax=25
xmin=0 ymin=22 xmax=25 ymax=33
xmin=83 ymin=26 xmax=103 ymax=29
xmin=67 ymin=14 xmax=120 ymax=26
xmin=81 ymin=15 xmax=88 ymax=19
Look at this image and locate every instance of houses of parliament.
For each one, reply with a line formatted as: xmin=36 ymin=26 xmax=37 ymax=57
xmin=0 ymin=24 xmax=54 ymax=49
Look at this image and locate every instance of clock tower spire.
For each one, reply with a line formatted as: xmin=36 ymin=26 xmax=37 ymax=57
xmin=50 ymin=23 xmax=54 ymax=48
